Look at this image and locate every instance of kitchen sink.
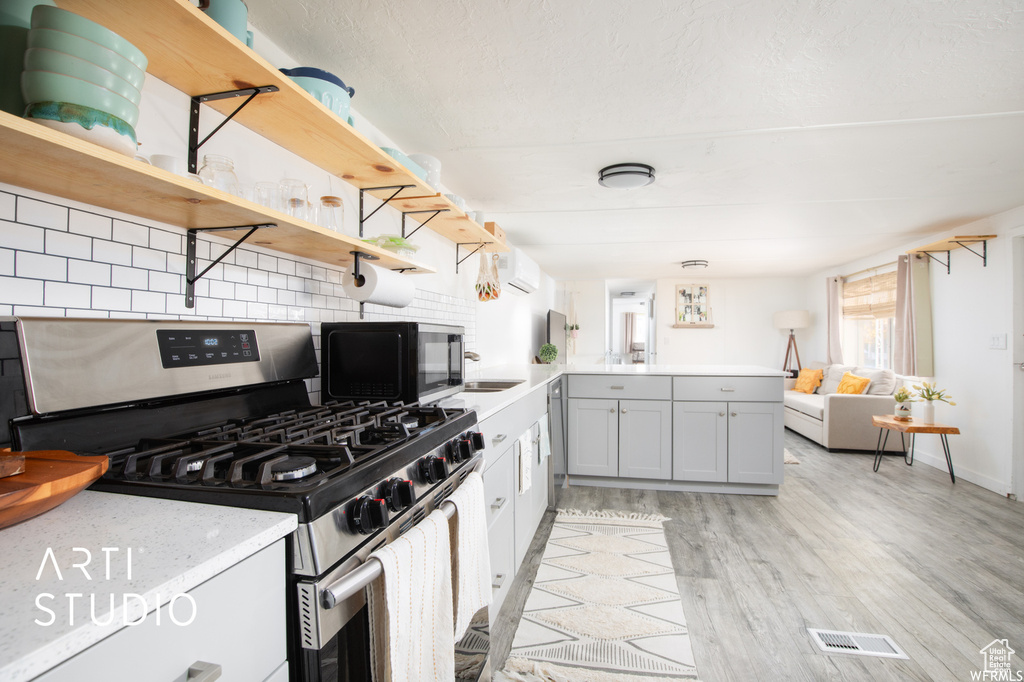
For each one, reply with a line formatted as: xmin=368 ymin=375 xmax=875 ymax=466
xmin=462 ymin=380 xmax=524 ymax=393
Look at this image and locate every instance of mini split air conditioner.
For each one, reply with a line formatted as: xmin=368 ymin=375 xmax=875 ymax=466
xmin=496 ymin=248 xmax=540 ymax=295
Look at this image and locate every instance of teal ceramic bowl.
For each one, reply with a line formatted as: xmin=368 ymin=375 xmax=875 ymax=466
xmin=31 ymin=6 xmax=146 ymax=71
xmin=287 ymin=75 xmax=351 ymax=121
xmin=25 ymin=101 xmax=136 ymax=156
xmin=381 ymin=147 xmax=427 ymax=182
xmin=25 ymin=48 xmax=140 ymax=105
xmin=27 ymin=28 xmax=145 ymax=89
xmin=22 ymin=69 xmax=138 ymax=127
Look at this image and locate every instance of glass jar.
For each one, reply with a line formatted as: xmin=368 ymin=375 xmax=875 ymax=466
xmin=197 ymin=154 xmax=239 ymax=195
xmin=280 ymin=179 xmax=311 ymax=222
xmin=317 ymin=195 xmax=344 ymax=233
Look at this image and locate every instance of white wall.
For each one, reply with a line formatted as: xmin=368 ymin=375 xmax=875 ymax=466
xmin=473 ymin=269 xmax=556 ymax=369
xmin=804 ymin=205 xmax=1024 ymax=495
xmin=655 ymin=277 xmax=811 ymax=367
xmin=559 ymin=280 xmax=608 ymax=364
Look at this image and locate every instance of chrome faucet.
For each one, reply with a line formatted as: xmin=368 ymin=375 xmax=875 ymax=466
xmin=464 ymin=351 xmax=481 ymax=362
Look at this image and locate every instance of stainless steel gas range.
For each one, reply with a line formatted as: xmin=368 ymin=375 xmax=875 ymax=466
xmin=4 ymin=317 xmax=490 ymax=682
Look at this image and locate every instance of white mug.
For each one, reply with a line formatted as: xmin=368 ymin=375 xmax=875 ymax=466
xmin=151 ymin=154 xmax=187 ymax=176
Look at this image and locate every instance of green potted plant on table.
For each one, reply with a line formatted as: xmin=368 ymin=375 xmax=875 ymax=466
xmin=538 ymin=343 xmax=558 ymax=364
xmin=893 ymin=386 xmax=914 ymax=420
xmin=912 ymin=381 xmax=956 ymax=424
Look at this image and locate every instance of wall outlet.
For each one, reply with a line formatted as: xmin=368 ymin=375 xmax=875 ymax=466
xmin=990 ymin=333 xmax=1007 ymax=350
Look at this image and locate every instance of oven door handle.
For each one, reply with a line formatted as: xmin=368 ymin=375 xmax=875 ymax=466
xmin=320 ymin=458 xmax=482 ymax=610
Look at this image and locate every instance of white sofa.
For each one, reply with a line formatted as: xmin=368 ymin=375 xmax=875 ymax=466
xmin=783 ymin=363 xmax=904 ymax=452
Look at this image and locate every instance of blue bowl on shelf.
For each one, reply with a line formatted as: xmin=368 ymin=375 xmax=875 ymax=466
xmin=279 ymin=67 xmax=353 ymax=96
xmin=381 ymin=147 xmax=427 ymax=182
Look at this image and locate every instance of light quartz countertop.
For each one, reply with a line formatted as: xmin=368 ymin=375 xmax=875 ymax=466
xmin=0 ymin=491 xmax=296 ymax=682
xmin=441 ymin=363 xmax=786 ymax=421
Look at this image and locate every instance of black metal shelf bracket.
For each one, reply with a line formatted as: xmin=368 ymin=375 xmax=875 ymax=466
xmin=401 ymin=209 xmax=449 ymax=240
xmin=185 ymin=224 xmax=276 ymax=308
xmin=358 ymin=186 xmax=415 ymax=238
xmin=455 ymin=242 xmax=488 ymax=274
xmin=922 ymin=251 xmax=951 ymax=275
xmin=349 ymin=251 xmax=380 ymax=320
xmin=953 ymin=239 xmax=988 ymax=267
xmin=188 ymin=86 xmax=279 ymax=173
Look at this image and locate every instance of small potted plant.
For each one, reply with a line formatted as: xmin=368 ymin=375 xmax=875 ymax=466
xmin=911 ymin=381 xmax=956 ymax=424
xmin=893 ymin=386 xmax=914 ymax=420
xmin=538 ymin=343 xmax=558 ymax=364
xmin=567 ymin=323 xmax=579 ymax=339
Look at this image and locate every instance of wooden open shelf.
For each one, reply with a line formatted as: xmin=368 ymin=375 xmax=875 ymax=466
xmin=0 ymin=113 xmax=434 ymax=273
xmin=907 ymin=235 xmax=996 ymax=254
xmin=56 ymin=0 xmax=505 ymax=252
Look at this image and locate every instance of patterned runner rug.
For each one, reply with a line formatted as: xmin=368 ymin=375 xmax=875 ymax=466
xmin=495 ymin=509 xmax=701 ymax=682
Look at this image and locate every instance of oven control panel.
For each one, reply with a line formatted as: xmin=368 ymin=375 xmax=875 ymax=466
xmin=156 ymin=329 xmax=260 ymax=368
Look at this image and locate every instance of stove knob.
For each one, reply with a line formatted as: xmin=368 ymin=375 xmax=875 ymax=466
xmin=469 ymin=431 xmax=486 ymax=452
xmin=383 ymin=478 xmax=416 ymax=512
xmin=456 ymin=438 xmax=473 ymax=461
xmin=444 ymin=439 xmax=460 ymax=462
xmin=419 ymin=455 xmax=449 ymax=484
xmin=349 ymin=496 xmax=389 ymax=535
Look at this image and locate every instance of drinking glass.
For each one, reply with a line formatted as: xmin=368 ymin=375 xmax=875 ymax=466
xmin=255 ymin=181 xmax=281 ymax=211
xmin=280 ymin=179 xmax=311 ymax=222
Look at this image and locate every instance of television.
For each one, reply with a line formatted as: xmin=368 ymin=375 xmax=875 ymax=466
xmin=546 ymin=310 xmax=567 ymax=363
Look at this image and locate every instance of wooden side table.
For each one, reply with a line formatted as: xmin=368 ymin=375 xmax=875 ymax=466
xmin=871 ymin=415 xmax=960 ymax=483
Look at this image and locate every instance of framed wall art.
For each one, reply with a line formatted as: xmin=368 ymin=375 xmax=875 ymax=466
xmin=674 ymin=284 xmax=714 ymax=328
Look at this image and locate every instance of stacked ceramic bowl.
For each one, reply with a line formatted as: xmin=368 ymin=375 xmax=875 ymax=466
xmin=280 ymin=67 xmax=354 ymax=123
xmin=21 ymin=6 xmax=146 ymax=157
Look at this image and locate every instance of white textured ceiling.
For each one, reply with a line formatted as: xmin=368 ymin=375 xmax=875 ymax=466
xmin=247 ymin=0 xmax=1024 ymax=279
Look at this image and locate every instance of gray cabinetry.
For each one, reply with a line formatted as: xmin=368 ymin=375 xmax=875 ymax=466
xmin=567 ymin=398 xmax=619 ymax=476
xmin=727 ymin=402 xmax=783 ymax=484
xmin=673 ymin=401 xmax=728 ymax=482
xmin=619 ymin=399 xmax=672 ymax=479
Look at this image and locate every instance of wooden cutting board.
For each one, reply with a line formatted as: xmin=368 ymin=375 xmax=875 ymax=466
xmin=0 ymin=451 xmax=109 ymax=530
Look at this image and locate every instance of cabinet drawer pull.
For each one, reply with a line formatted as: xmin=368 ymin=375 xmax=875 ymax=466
xmin=719 ymin=411 xmax=725 ymax=417
xmin=492 ymin=573 xmax=506 ymax=590
xmin=609 ymin=408 xmax=615 ymax=413
xmin=491 ymin=497 xmax=508 ymax=512
xmin=492 ymin=434 xmax=507 ymax=444
xmin=621 ymin=408 xmax=628 ymax=414
xmin=731 ymin=412 xmax=738 ymax=417
xmin=720 ymin=387 xmax=735 ymax=392
xmin=610 ymin=385 xmax=624 ymax=390
xmin=187 ymin=662 xmax=222 ymax=681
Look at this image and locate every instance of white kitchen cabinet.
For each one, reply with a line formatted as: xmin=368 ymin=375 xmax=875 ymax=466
xmin=727 ymin=402 xmax=784 ymax=484
xmin=35 ymin=540 xmax=287 ymax=682
xmin=513 ymin=421 xmax=550 ymax=568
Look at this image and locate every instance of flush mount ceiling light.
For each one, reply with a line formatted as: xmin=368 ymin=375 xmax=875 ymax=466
xmin=598 ymin=163 xmax=655 ymax=189
xmin=681 ymin=260 xmax=709 ymax=269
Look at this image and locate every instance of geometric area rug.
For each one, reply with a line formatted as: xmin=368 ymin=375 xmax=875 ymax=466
xmin=495 ymin=509 xmax=701 ymax=682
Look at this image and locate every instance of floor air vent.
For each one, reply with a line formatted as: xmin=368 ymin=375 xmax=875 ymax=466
xmin=808 ymin=629 xmax=909 ymax=659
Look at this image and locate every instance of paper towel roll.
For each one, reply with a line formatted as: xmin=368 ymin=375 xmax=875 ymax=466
xmin=342 ymin=261 xmax=415 ymax=308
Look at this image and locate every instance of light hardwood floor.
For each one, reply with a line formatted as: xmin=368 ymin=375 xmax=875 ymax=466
xmin=492 ymin=431 xmax=1024 ymax=682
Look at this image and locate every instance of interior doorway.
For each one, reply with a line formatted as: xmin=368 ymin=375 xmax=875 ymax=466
xmin=608 ymin=280 xmax=657 ymax=364
xmin=1013 ymin=235 xmax=1023 ymax=501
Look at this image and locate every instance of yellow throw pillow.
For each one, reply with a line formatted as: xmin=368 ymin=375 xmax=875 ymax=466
xmin=793 ymin=368 xmax=823 ymax=394
xmin=836 ymin=371 xmax=871 ymax=395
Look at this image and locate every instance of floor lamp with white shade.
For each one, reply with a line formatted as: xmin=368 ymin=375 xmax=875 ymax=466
xmin=773 ymin=310 xmax=811 ymax=377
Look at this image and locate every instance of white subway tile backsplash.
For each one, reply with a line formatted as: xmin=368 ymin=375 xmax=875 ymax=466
xmin=92 ymin=286 xmax=131 ymax=311
xmin=296 ymin=292 xmax=312 ymax=307
xmin=257 ymin=287 xmax=277 ymax=304
xmin=311 ymin=266 xmax=326 ymax=281
xmin=0 ymin=248 xmax=11 ymax=276
xmin=45 ymin=281 xmax=91 ymax=308
xmin=66 ymin=308 xmax=109 ymax=319
xmin=0 ymin=275 xmax=43 ymax=305
xmin=132 ymin=290 xmax=165 ymax=314
xmin=2 ymin=221 xmax=45 ymax=252
xmin=68 ymin=259 xmax=111 ymax=286
xmin=257 ymin=254 xmax=277 ymax=272
xmin=223 ymin=263 xmax=247 ymax=283
xmin=46 ymin=230 xmax=92 ymax=259
xmin=277 ymin=289 xmax=296 ymax=306
xmin=17 ymin=197 xmax=68 ymax=230
xmin=247 ymin=269 xmax=268 ymax=287
xmin=234 ymin=249 xmax=258 ymax=268
xmin=268 ymin=304 xmax=286 ymax=319
xmin=196 ymin=297 xmax=223 ymax=317
xmin=277 ymin=259 xmax=296 ymax=276
xmin=149 ymin=270 xmax=181 ymax=293
xmin=295 ymin=262 xmax=312 ymax=278
xmin=287 ymin=275 xmax=304 ymax=292
xmin=167 ymin=253 xmax=186 ymax=275
xmin=223 ymin=299 xmax=246 ymax=317
xmin=247 ymin=302 xmax=269 ymax=319
xmin=209 ymin=279 xmax=234 ymax=299
xmin=149 ymin=229 xmax=183 ymax=254
xmin=312 ymin=294 xmax=326 ymax=309
xmin=0 ymin=192 xmax=14 ymax=221
xmin=0 ymin=305 xmax=10 ymax=315
xmin=112 ymin=220 xmax=150 ymax=247
xmin=235 ymin=283 xmax=258 ymax=301
xmin=112 ymin=264 xmax=148 ymax=290
xmin=132 ymin=245 xmax=167 ymax=271
xmin=69 ymin=211 xmax=112 ymax=239
xmin=16 ymin=252 xmax=67 ymax=281
xmin=93 ymin=239 xmax=133 ymax=266
xmin=14 ymin=305 xmax=61 ymax=316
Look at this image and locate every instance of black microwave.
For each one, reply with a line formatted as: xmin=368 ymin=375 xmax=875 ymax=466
xmin=320 ymin=322 xmax=465 ymax=405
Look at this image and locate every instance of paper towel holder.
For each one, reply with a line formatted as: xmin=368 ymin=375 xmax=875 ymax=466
xmin=350 ymin=251 xmax=380 ymax=319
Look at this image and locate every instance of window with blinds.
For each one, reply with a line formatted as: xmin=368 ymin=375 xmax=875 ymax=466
xmin=842 ymin=271 xmax=897 ymax=319
xmin=842 ymin=271 xmax=896 ymax=368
